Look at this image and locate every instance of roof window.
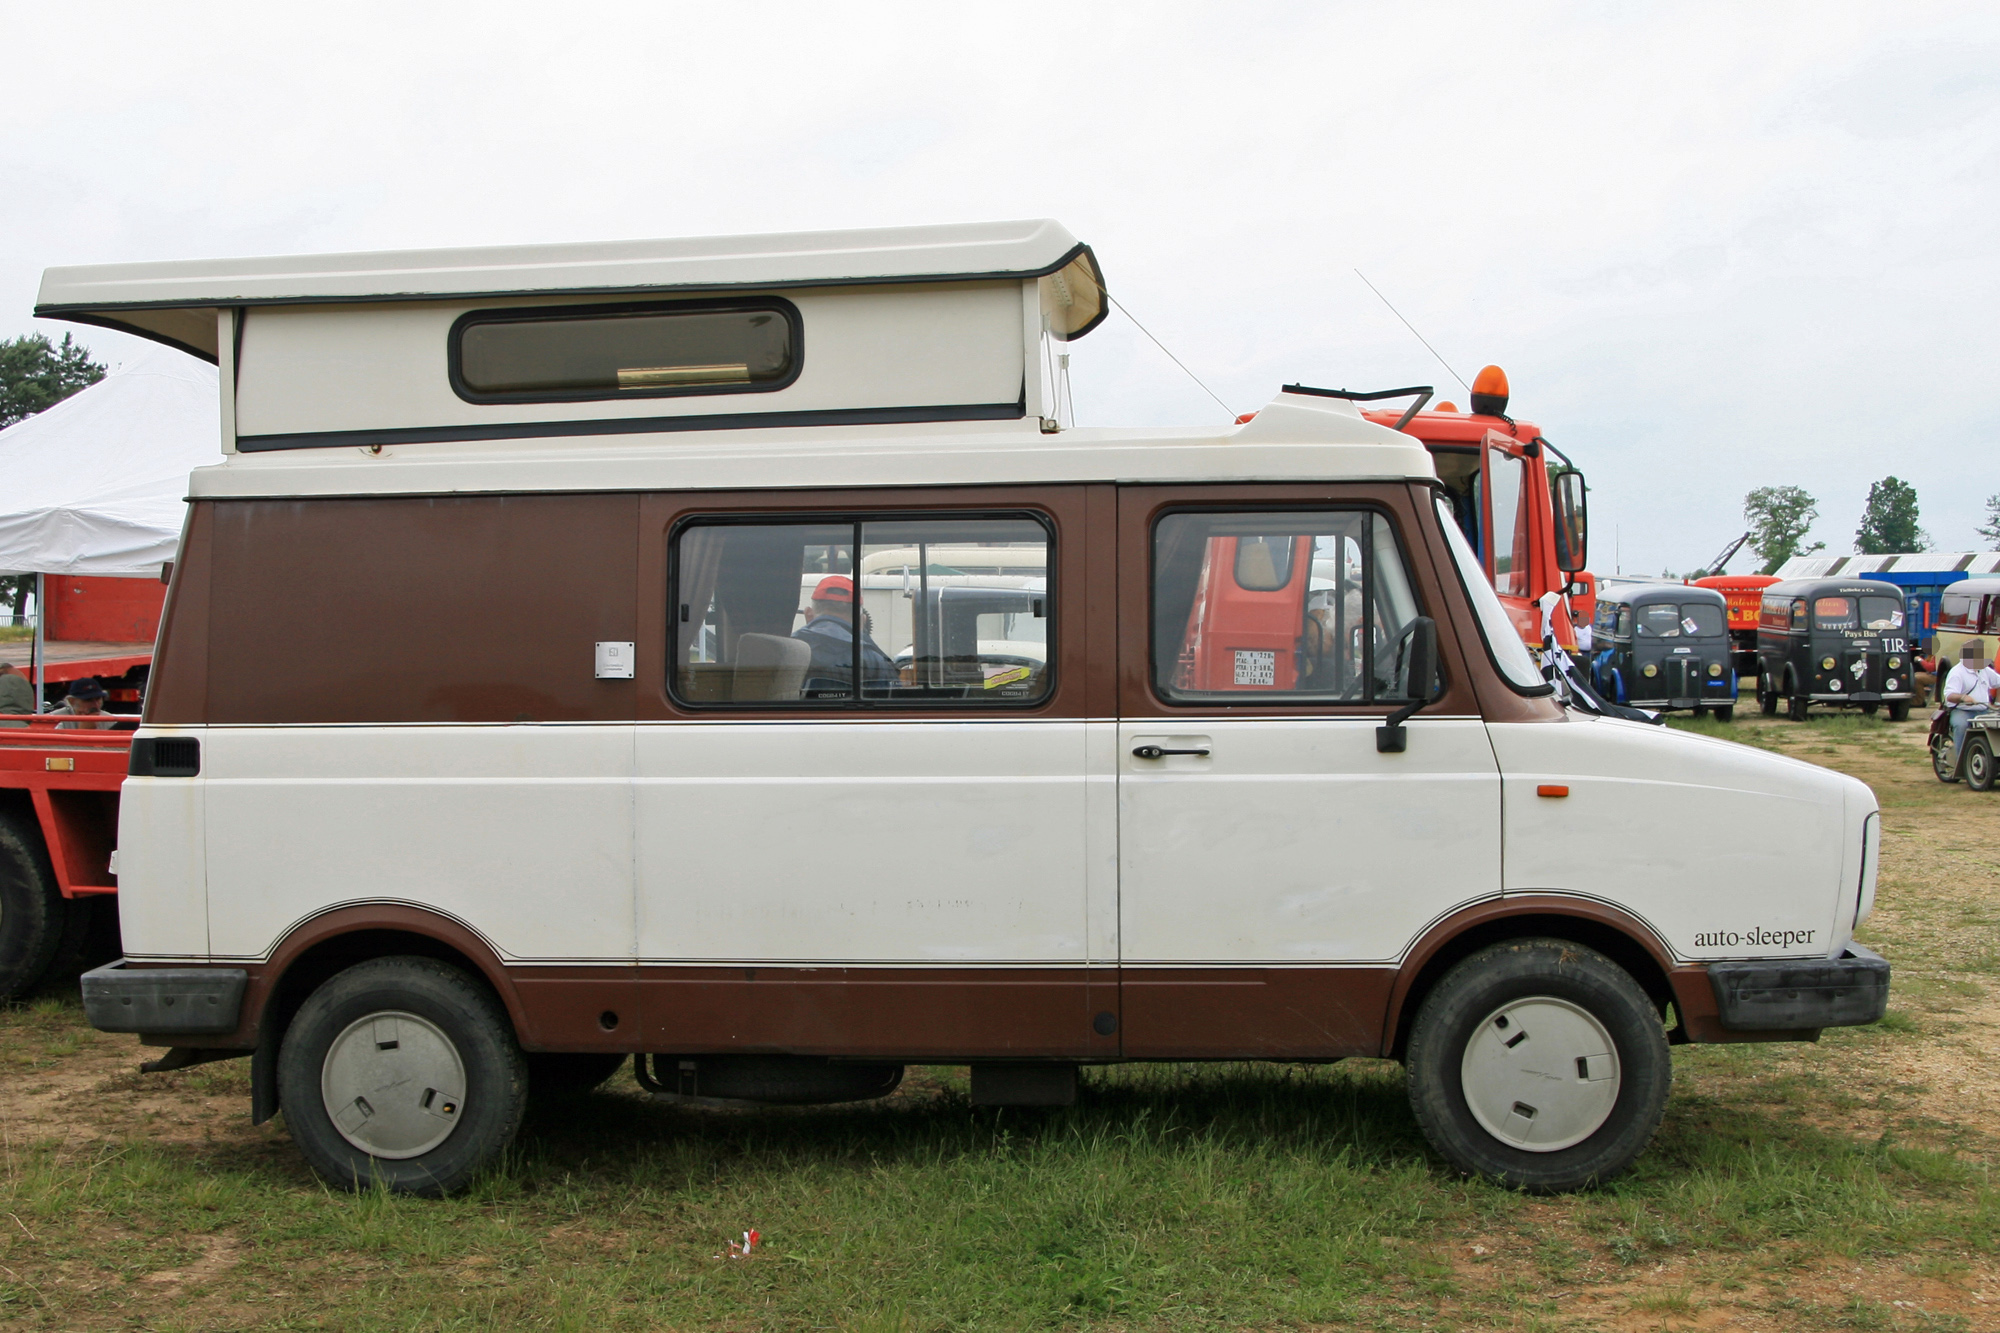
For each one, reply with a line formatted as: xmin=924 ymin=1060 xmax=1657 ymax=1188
xmin=449 ymin=298 xmax=800 ymax=404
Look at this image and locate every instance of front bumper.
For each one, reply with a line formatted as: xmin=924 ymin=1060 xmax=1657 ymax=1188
xmin=81 ymin=960 xmax=247 ymax=1035
xmin=1707 ymin=945 xmax=1890 ymax=1031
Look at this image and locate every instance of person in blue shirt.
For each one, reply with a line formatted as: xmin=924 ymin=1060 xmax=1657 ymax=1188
xmin=793 ymin=575 xmax=896 ymax=697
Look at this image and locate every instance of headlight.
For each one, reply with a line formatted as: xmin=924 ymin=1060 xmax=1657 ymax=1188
xmin=1708 ymin=663 xmax=1723 ymax=677
xmin=1889 ymin=657 xmax=1902 ymax=669
xmin=1887 ymin=677 xmax=1900 ymax=690
xmin=1642 ymin=663 xmax=1658 ymax=678
xmin=1822 ymin=656 xmax=1837 ymax=671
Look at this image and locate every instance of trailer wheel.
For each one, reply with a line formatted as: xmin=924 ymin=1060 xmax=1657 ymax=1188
xmin=1967 ymin=736 xmax=1997 ymax=792
xmin=278 ymin=956 xmax=527 ymax=1196
xmin=1886 ymin=700 xmax=1910 ymax=723
xmin=1405 ymin=938 xmax=1671 ymax=1193
xmin=0 ymin=809 xmax=67 ymax=1002
xmin=526 ymin=1052 xmax=627 ymax=1100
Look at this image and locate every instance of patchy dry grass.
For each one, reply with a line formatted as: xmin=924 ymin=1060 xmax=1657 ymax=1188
xmin=0 ymin=708 xmax=1994 ymax=1330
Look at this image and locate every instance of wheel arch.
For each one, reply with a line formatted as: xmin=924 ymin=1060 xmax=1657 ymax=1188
xmin=1382 ymin=896 xmax=1680 ymax=1060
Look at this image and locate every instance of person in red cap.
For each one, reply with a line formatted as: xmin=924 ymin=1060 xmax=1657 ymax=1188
xmin=793 ymin=574 xmax=896 ymax=696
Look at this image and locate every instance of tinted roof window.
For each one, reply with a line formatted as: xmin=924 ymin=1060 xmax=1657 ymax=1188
xmin=454 ymin=301 xmax=798 ymax=402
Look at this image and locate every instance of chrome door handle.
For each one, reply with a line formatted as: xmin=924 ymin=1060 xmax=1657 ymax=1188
xmin=1132 ymin=745 xmax=1210 ymax=759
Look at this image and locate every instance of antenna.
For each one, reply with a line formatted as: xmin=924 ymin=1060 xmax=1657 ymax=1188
xmin=1353 ymin=270 xmax=1471 ymax=394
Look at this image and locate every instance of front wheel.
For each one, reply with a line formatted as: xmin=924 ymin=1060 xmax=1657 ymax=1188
xmin=1405 ymin=939 xmax=1671 ymax=1193
xmin=278 ymin=956 xmax=527 ymax=1196
xmin=1886 ymin=700 xmax=1910 ymax=722
xmin=0 ymin=810 xmax=67 ymax=1001
xmin=1932 ymin=733 xmax=1961 ymax=783
xmin=1968 ymin=736 xmax=1997 ymax=792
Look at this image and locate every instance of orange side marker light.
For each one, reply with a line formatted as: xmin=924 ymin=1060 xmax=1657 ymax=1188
xmin=1536 ymin=784 xmax=1568 ymax=798
xmin=45 ymin=757 xmax=74 ymax=772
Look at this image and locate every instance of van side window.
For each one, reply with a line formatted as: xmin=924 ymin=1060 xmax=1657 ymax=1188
xmin=452 ymin=299 xmax=800 ymax=404
xmin=1615 ymin=607 xmax=1632 ymax=637
xmin=1152 ymin=510 xmax=1429 ymax=703
xmin=1790 ymin=599 xmax=1807 ymax=630
xmin=672 ymin=515 xmax=1052 ymax=707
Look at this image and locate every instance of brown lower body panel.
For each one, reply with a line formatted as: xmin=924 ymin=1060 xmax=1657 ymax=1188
xmin=1121 ymin=967 xmax=1396 ymax=1059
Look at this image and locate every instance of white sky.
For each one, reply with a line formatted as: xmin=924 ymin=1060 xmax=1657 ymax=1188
xmin=4 ymin=2 xmax=1995 ymax=572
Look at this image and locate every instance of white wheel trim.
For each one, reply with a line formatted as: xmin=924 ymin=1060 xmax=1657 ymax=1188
xmin=1460 ymin=996 xmax=1621 ymax=1153
xmin=320 ymin=1010 xmax=467 ymax=1160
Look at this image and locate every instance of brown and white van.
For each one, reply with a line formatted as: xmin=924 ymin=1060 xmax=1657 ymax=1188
xmin=44 ymin=220 xmax=1888 ymax=1194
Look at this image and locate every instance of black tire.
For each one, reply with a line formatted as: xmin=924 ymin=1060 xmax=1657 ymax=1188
xmin=1886 ymin=700 xmax=1910 ymax=723
xmin=526 ymin=1052 xmax=627 ymax=1100
xmin=1860 ymin=701 xmax=1879 ymax=716
xmin=1786 ymin=677 xmax=1809 ymax=722
xmin=1968 ymin=736 xmax=1997 ymax=792
xmin=1933 ymin=734 xmax=1961 ymax=783
xmin=1405 ymin=938 xmax=1671 ymax=1193
xmin=1713 ymin=706 xmax=1735 ymax=723
xmin=0 ymin=809 xmax=65 ymax=1002
xmin=1758 ymin=676 xmax=1777 ymax=716
xmin=278 ymin=956 xmax=527 ymax=1196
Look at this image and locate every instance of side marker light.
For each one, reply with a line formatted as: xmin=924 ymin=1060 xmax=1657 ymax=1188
xmin=1537 ymin=784 xmax=1569 ymax=798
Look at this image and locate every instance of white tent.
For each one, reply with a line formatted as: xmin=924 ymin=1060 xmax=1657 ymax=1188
xmin=0 ymin=344 xmax=221 ymax=578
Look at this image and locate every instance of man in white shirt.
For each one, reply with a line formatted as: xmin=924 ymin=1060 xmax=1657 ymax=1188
xmin=1943 ymin=640 xmax=2000 ymax=762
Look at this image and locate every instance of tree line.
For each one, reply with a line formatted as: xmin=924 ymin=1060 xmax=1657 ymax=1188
xmin=1740 ymin=479 xmax=2000 ymax=575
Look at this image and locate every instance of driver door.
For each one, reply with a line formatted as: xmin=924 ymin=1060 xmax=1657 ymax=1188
xmin=1114 ymin=486 xmax=1502 ymax=1059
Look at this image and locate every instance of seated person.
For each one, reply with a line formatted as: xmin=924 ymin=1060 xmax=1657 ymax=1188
xmin=793 ymin=576 xmax=896 ymax=696
xmin=51 ymin=677 xmax=113 ymax=729
xmin=0 ymin=663 xmax=35 ymax=723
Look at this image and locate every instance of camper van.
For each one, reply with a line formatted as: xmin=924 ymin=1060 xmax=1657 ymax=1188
xmin=46 ymin=220 xmax=1887 ymax=1196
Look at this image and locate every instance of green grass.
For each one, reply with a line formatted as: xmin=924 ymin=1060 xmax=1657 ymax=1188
xmin=0 ymin=623 xmax=32 ymax=642
xmin=0 ymin=1051 xmax=1993 ymax=1329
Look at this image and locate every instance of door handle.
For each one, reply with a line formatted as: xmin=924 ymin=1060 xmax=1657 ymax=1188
xmin=1132 ymin=745 xmax=1211 ymax=759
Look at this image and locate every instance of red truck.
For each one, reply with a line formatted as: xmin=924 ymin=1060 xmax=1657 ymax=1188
xmin=0 ymin=573 xmax=161 ymax=998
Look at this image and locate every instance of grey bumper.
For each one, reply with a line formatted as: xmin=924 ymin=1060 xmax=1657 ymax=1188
xmin=1708 ymin=945 xmax=1890 ymax=1032
xmin=81 ymin=961 xmax=247 ymax=1035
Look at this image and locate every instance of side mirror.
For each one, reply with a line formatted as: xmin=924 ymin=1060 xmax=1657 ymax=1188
xmin=1553 ymin=469 xmax=1588 ymax=574
xmin=1377 ymin=618 xmax=1438 ymax=754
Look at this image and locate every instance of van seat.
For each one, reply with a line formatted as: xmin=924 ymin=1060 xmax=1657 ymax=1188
xmin=733 ymin=633 xmax=811 ymax=701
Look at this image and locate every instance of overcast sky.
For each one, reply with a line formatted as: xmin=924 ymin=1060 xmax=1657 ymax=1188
xmin=4 ymin=2 xmax=1995 ymax=573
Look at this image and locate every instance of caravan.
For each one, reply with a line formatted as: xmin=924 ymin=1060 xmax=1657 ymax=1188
xmin=45 ymin=220 xmax=1888 ymax=1195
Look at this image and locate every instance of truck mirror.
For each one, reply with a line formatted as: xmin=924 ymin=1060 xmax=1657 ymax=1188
xmin=1377 ymin=617 xmax=1438 ymax=754
xmin=1553 ymin=469 xmax=1588 ymax=574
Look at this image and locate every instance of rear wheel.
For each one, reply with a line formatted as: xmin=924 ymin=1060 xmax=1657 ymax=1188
xmin=1886 ymin=700 xmax=1910 ymax=722
xmin=1405 ymin=939 xmax=1671 ymax=1192
xmin=278 ymin=956 xmax=527 ymax=1196
xmin=1933 ymin=733 xmax=1961 ymax=783
xmin=0 ymin=809 xmax=66 ymax=1001
xmin=1713 ymin=706 xmax=1735 ymax=723
xmin=1861 ymin=701 xmax=1879 ymax=716
xmin=1968 ymin=736 xmax=1997 ymax=792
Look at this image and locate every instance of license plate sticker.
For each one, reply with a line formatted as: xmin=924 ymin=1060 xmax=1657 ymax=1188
xmin=1233 ymin=649 xmax=1277 ymax=686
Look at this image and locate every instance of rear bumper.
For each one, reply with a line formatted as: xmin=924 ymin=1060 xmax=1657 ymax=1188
xmin=1707 ymin=945 xmax=1890 ymax=1032
xmin=81 ymin=960 xmax=247 ymax=1035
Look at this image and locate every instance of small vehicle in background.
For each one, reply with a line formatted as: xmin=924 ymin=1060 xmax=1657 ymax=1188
xmin=1693 ymin=574 xmax=1779 ymax=683
xmin=1588 ymin=584 xmax=1735 ymax=718
xmin=1930 ymin=578 xmax=2000 ymax=704
xmin=1930 ymin=703 xmax=1999 ymax=790
xmin=1756 ymin=578 xmax=1915 ymax=721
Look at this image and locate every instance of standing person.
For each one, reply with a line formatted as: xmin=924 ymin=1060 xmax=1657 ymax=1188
xmin=792 ymin=575 xmax=896 ymax=697
xmin=1942 ymin=641 xmax=2000 ymax=764
xmin=0 ymin=663 xmax=35 ymax=723
xmin=50 ymin=677 xmax=114 ymax=730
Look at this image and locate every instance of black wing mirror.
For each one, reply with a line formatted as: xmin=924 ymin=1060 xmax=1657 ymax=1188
xmin=1376 ymin=617 xmax=1438 ymax=754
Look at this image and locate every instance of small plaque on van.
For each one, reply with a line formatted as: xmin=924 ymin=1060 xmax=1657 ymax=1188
xmin=595 ymin=642 xmax=636 ymax=680
xmin=1233 ymin=650 xmax=1277 ymax=687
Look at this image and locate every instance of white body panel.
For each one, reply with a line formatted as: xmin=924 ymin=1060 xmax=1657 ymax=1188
xmin=1117 ymin=716 xmax=1501 ymax=964
xmin=198 ymin=726 xmax=634 ymax=963
xmin=633 ymin=720 xmax=1099 ymax=965
xmin=1489 ymin=714 xmax=1871 ymax=960
xmin=233 ymin=284 xmax=1027 ymax=439
xmin=115 ymin=773 xmax=210 ymax=960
